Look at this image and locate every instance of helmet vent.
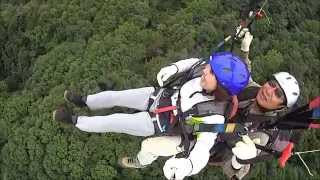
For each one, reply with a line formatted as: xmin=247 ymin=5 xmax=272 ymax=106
xmin=293 ymin=92 xmax=298 ymax=96
xmin=222 ymin=67 xmax=232 ymax=72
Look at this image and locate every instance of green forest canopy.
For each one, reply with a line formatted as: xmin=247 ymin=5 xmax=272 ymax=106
xmin=0 ymin=0 xmax=319 ymax=179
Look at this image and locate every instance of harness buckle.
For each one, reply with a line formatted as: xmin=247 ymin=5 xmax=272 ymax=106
xmin=237 ymin=126 xmax=249 ymax=136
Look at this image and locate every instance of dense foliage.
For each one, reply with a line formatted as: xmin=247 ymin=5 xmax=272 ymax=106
xmin=0 ymin=0 xmax=319 ymax=179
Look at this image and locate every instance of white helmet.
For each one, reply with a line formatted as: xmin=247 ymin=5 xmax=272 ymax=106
xmin=273 ymin=72 xmax=300 ymax=108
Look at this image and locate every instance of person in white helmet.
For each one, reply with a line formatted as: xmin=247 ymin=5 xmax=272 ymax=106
xmin=213 ymin=71 xmax=301 ymax=180
xmin=208 ymin=33 xmax=301 ymax=179
xmin=118 ymin=31 xmax=300 ymax=180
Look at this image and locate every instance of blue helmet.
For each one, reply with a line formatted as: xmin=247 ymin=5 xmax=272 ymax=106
xmin=209 ymin=52 xmax=250 ymax=95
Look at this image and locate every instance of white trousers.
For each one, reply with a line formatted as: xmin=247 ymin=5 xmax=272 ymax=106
xmin=137 ymin=132 xmax=270 ymax=169
xmin=75 ymin=87 xmax=156 ymax=136
xmin=137 ymin=136 xmax=184 ymax=165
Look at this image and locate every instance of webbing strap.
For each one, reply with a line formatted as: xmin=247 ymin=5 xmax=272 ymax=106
xmin=154 ymin=106 xmax=177 ymax=114
xmin=193 ymin=123 xmax=242 ymax=133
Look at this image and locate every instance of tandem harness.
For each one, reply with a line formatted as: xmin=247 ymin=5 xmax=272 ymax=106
xmin=147 ymin=88 xmax=242 ymax=135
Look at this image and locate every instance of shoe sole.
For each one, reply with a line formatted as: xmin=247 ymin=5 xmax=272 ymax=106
xmin=118 ymin=158 xmax=144 ymax=169
xmin=52 ymin=108 xmax=75 ymax=124
xmin=118 ymin=158 xmax=130 ymax=168
xmin=63 ymin=90 xmax=71 ymax=103
xmin=52 ymin=110 xmax=58 ymax=121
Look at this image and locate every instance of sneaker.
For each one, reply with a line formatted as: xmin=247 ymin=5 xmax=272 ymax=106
xmin=64 ymin=90 xmax=87 ymax=107
xmin=53 ymin=107 xmax=77 ymax=124
xmin=222 ymin=158 xmax=250 ymax=180
xmin=118 ymin=157 xmax=145 ymax=169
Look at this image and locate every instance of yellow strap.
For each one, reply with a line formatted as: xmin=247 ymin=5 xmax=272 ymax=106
xmin=225 ymin=123 xmax=236 ymax=133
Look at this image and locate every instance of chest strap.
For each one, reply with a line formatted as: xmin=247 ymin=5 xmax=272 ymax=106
xmin=154 ymin=106 xmax=177 ymax=113
xmin=192 ymin=123 xmax=248 ymax=134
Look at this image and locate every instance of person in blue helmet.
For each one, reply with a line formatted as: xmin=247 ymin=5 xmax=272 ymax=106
xmin=53 ymin=52 xmax=249 ymax=138
xmin=53 ymin=51 xmax=249 ymax=179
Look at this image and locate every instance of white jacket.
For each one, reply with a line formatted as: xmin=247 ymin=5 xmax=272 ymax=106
xmin=173 ymin=58 xmax=225 ymax=175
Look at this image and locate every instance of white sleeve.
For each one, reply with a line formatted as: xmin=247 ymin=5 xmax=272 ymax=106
xmin=172 ymin=58 xmax=201 ymax=73
xmin=187 ymin=132 xmax=216 ymax=175
xmin=187 ymin=115 xmax=225 ymax=175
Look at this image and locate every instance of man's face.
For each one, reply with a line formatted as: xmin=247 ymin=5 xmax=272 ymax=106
xmin=256 ymin=80 xmax=286 ymax=110
xmin=200 ymin=64 xmax=217 ymax=92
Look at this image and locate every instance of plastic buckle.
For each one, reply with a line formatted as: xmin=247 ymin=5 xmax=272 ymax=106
xmin=238 ymin=126 xmax=249 ymax=136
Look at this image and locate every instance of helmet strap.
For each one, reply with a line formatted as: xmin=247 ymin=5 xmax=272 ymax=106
xmin=229 ymin=95 xmax=239 ymax=121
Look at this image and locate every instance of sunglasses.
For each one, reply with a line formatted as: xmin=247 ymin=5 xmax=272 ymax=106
xmin=267 ymin=80 xmax=286 ymax=101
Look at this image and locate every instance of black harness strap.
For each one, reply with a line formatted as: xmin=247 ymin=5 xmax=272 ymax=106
xmin=192 ymin=123 xmax=248 ymax=134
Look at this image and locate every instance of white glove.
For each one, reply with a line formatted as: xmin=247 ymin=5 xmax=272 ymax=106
xmin=163 ymin=158 xmax=193 ymax=180
xmin=235 ymin=26 xmax=249 ymax=40
xmin=232 ymin=135 xmax=259 ymax=160
xmin=157 ymin=65 xmax=178 ymax=87
xmin=241 ymin=32 xmax=253 ymax=52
